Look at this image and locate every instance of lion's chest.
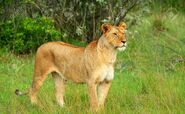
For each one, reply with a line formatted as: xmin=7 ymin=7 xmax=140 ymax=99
xmin=95 ymin=65 xmax=114 ymax=82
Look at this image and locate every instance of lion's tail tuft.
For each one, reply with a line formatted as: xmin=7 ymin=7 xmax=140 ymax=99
xmin=15 ymin=89 xmax=28 ymax=96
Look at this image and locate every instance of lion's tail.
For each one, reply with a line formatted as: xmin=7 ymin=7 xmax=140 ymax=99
xmin=15 ymin=89 xmax=29 ymax=96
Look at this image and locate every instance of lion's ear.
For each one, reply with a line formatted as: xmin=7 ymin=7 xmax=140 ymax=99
xmin=101 ymin=23 xmax=112 ymax=33
xmin=119 ymin=22 xmax=126 ymax=29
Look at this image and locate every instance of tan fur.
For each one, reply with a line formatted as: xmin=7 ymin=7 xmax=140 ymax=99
xmin=29 ymin=22 xmax=127 ymax=111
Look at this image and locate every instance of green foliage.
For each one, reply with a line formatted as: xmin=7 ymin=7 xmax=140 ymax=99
xmin=0 ymin=0 xmax=140 ymax=43
xmin=0 ymin=0 xmax=185 ymax=54
xmin=152 ymin=0 xmax=185 ymax=12
xmin=0 ymin=11 xmax=185 ymax=114
xmin=0 ymin=17 xmax=61 ymax=54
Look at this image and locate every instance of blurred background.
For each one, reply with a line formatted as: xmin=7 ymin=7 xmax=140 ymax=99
xmin=0 ymin=0 xmax=184 ymax=54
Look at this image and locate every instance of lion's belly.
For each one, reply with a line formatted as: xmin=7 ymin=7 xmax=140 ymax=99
xmin=96 ymin=65 xmax=114 ymax=83
xmin=57 ymin=61 xmax=87 ymax=83
xmin=63 ymin=66 xmax=87 ymax=83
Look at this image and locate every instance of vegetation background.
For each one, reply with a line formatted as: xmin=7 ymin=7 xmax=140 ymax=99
xmin=0 ymin=0 xmax=185 ymax=113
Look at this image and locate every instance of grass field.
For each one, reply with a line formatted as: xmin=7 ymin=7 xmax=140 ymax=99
xmin=0 ymin=11 xmax=185 ymax=114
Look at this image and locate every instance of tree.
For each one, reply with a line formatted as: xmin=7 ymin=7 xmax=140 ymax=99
xmin=0 ymin=0 xmax=140 ymax=42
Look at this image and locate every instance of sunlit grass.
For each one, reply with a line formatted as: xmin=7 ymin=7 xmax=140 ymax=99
xmin=0 ymin=12 xmax=185 ymax=114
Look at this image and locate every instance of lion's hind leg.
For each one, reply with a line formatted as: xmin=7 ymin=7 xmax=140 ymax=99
xmin=29 ymin=60 xmax=54 ymax=104
xmin=29 ymin=71 xmax=50 ymax=104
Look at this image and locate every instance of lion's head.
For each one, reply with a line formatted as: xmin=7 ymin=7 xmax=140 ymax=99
xmin=101 ymin=22 xmax=127 ymax=51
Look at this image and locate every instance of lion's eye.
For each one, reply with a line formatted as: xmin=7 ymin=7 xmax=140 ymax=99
xmin=113 ymin=33 xmax=117 ymax=36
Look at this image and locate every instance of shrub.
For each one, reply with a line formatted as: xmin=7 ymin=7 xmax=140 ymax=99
xmin=0 ymin=17 xmax=61 ymax=54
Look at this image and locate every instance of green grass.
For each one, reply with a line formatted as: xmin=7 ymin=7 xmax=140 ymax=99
xmin=0 ymin=11 xmax=185 ymax=114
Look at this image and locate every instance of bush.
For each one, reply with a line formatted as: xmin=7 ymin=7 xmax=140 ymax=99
xmin=0 ymin=0 xmax=141 ymax=43
xmin=0 ymin=17 xmax=61 ymax=54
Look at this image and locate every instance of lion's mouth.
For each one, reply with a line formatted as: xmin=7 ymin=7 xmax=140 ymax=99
xmin=121 ymin=45 xmax=126 ymax=47
xmin=115 ymin=43 xmax=127 ymax=51
xmin=115 ymin=45 xmax=126 ymax=49
xmin=117 ymin=46 xmax=126 ymax=51
xmin=118 ymin=42 xmax=127 ymax=48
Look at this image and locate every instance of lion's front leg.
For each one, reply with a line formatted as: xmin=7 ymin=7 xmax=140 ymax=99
xmin=98 ymin=81 xmax=112 ymax=108
xmin=87 ymin=82 xmax=99 ymax=111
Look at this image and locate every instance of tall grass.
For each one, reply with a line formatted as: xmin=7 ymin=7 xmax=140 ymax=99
xmin=0 ymin=11 xmax=185 ymax=114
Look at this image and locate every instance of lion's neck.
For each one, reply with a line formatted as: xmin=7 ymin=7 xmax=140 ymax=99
xmin=97 ymin=36 xmax=117 ymax=64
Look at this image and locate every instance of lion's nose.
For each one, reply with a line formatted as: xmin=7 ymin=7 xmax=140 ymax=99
xmin=121 ymin=41 xmax=126 ymax=44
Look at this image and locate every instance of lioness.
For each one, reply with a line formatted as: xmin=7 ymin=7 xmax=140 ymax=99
xmin=15 ymin=22 xmax=127 ymax=111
